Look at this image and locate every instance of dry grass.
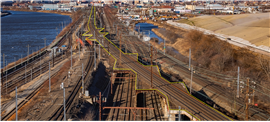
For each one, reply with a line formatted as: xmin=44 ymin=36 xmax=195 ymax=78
xmin=179 ymin=13 xmax=270 ymax=46
xmin=151 ymin=21 xmax=270 ymax=112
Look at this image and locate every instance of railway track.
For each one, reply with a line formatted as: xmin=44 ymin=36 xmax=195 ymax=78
xmin=1 ymin=13 xmax=85 ymax=96
xmin=1 ymin=14 xmax=84 ymax=82
xmin=1 ymin=10 xmax=89 ymax=121
xmin=1 ymin=52 xmax=69 ymax=96
xmin=93 ymin=6 xmax=232 ymax=120
xmin=102 ymin=7 xmax=270 ymax=120
xmin=95 ymin=7 xmax=166 ymax=121
xmin=1 ymin=66 xmax=60 ymax=121
xmin=48 ymin=44 xmax=94 ymax=121
xmin=48 ymin=10 xmax=95 ymax=121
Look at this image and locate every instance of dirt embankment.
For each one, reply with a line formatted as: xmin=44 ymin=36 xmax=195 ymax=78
xmin=147 ymin=20 xmax=270 ymax=116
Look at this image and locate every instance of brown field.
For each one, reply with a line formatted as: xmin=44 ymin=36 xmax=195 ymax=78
xmin=178 ymin=13 xmax=270 ymax=47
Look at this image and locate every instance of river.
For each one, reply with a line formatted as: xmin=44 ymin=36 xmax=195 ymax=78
xmin=135 ymin=22 xmax=180 ymax=54
xmin=135 ymin=23 xmax=165 ymax=43
xmin=1 ymin=11 xmax=71 ymax=68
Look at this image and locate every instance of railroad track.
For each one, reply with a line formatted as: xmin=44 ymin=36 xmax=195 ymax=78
xmin=93 ymin=6 xmax=232 ymax=120
xmin=1 ymin=14 xmax=84 ymax=82
xmin=95 ymin=7 xmax=166 ymax=121
xmin=1 ymin=52 xmax=69 ymax=95
xmin=48 ymin=10 xmax=95 ymax=121
xmin=1 ymin=11 xmax=89 ymax=121
xmin=1 ymin=14 xmax=85 ymax=96
xmin=48 ymin=43 xmax=94 ymax=121
xmin=102 ymin=8 xmax=270 ymax=120
xmin=1 ymin=67 xmax=60 ymax=121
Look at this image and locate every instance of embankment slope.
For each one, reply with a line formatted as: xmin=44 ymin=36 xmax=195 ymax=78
xmin=179 ymin=13 xmax=270 ymax=47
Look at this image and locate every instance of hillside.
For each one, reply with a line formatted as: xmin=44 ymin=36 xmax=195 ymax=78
xmin=179 ymin=13 xmax=270 ymax=47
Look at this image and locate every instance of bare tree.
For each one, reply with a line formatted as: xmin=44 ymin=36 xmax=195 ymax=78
xmin=258 ymin=54 xmax=270 ymax=82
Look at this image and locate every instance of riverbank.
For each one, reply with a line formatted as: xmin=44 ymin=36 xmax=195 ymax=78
xmin=2 ymin=8 xmax=72 ymax=16
xmin=1 ymin=10 xmax=73 ymax=71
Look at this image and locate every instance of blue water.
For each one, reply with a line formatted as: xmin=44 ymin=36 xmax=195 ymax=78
xmin=135 ymin=23 xmax=180 ymax=54
xmin=135 ymin=23 xmax=164 ymax=43
xmin=1 ymin=11 xmax=71 ymax=68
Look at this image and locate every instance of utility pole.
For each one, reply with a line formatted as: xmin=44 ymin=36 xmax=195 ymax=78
xmin=108 ymin=35 xmax=110 ymax=55
xmin=190 ymin=66 xmax=193 ymax=94
xmin=178 ymin=106 xmax=181 ymax=121
xmin=251 ymin=81 xmax=256 ymax=105
xmin=44 ymin=38 xmax=47 ymax=48
xmin=245 ymin=78 xmax=250 ymax=121
xmin=119 ymin=32 xmax=122 ymax=66
xmin=26 ymin=44 xmax=30 ymax=63
xmin=99 ymin=92 xmax=102 ymax=121
xmin=31 ymin=68 xmax=32 ymax=81
xmin=71 ymin=43 xmax=73 ymax=69
xmin=52 ymin=49 xmax=54 ymax=67
xmin=164 ymin=40 xmax=165 ymax=55
xmin=63 ymin=83 xmax=66 ymax=121
xmin=62 ymin=48 xmax=63 ymax=61
xmin=94 ymin=40 xmax=96 ymax=70
xmin=40 ymin=57 xmax=42 ymax=75
xmin=82 ymin=63 xmax=84 ymax=94
xmin=189 ymin=48 xmax=191 ymax=70
xmin=99 ymin=43 xmax=100 ymax=61
xmin=16 ymin=87 xmax=18 ymax=121
xmin=151 ymin=46 xmax=153 ymax=89
xmin=6 ymin=61 xmax=7 ymax=94
xmin=237 ymin=66 xmax=240 ymax=98
xmin=25 ymin=64 xmax=26 ymax=83
xmin=49 ymin=62 xmax=51 ymax=92
xmin=94 ymin=32 xmax=96 ymax=70
xmin=2 ymin=53 xmax=4 ymax=93
xmin=14 ymin=57 xmax=16 ymax=70
xmin=78 ymin=41 xmax=81 ymax=60
xmin=21 ymin=54 xmax=22 ymax=66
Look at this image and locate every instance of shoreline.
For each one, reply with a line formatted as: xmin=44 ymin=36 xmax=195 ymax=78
xmin=1 ymin=9 xmax=74 ymax=71
xmin=2 ymin=8 xmax=72 ymax=16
